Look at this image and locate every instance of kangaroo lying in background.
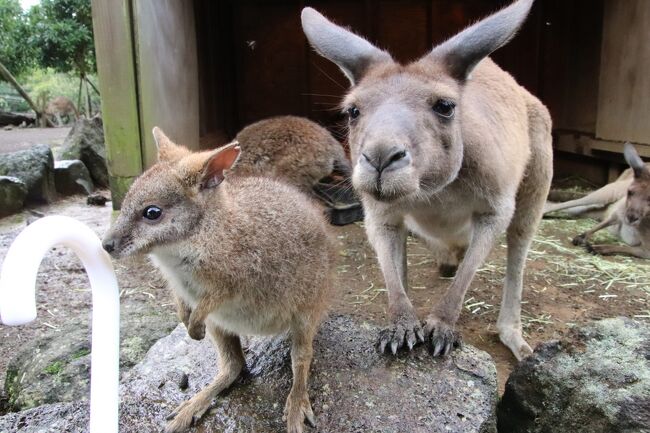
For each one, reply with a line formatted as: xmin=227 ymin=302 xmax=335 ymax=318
xmin=544 ymin=153 xmax=650 ymax=219
xmin=571 ymin=144 xmax=650 ymax=259
xmin=102 ymin=128 xmax=336 ymax=433
xmin=302 ymin=0 xmax=552 ymax=360
xmin=44 ymin=96 xmax=79 ymax=126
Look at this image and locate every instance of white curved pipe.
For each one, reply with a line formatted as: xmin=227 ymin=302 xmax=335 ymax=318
xmin=0 ymin=215 xmax=119 ymax=433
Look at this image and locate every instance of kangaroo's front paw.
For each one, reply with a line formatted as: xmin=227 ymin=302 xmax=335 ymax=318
xmin=378 ymin=307 xmax=424 ymax=354
xmin=423 ymin=315 xmax=462 ymax=357
xmin=164 ymin=395 xmax=211 ymax=433
xmin=572 ymin=233 xmax=587 ymax=246
xmin=284 ymin=391 xmax=316 ymax=433
xmin=186 ymin=320 xmax=206 ymax=341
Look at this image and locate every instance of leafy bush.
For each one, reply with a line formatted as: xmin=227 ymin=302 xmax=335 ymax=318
xmin=0 ymin=68 xmax=100 ymax=114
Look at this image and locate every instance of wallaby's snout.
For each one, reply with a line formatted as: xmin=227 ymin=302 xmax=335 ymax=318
xmin=102 ymin=238 xmax=116 ymax=254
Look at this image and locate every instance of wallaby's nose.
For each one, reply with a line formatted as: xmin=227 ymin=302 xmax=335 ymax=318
xmin=102 ymin=239 xmax=115 ymax=253
xmin=361 ymin=148 xmax=410 ymax=173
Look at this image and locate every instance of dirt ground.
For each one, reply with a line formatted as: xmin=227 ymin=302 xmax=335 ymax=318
xmin=0 ymin=127 xmax=70 ymax=154
xmin=0 ymin=192 xmax=648 ymax=406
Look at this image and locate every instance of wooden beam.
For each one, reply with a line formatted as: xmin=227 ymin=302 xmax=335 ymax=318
xmin=90 ymin=0 xmax=143 ymax=209
xmin=555 ymin=132 xmax=650 ymax=159
xmin=133 ymin=0 xmax=199 ymax=168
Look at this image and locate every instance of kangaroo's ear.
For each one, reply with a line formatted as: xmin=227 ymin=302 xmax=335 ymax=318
xmin=424 ymin=0 xmax=534 ymax=81
xmin=153 ymin=127 xmax=189 ymax=162
xmin=301 ymin=7 xmax=392 ymax=85
xmin=624 ymin=143 xmax=648 ymax=179
xmin=200 ymin=142 xmax=241 ymax=190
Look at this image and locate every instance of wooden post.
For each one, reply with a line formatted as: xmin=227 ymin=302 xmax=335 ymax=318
xmin=90 ymin=0 xmax=143 ymax=209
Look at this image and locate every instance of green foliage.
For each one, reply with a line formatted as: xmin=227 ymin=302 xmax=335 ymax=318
xmin=0 ymin=0 xmax=37 ymax=76
xmin=27 ymin=0 xmax=96 ymax=77
xmin=0 ymin=68 xmax=99 ymax=113
xmin=44 ymin=361 xmax=63 ymax=375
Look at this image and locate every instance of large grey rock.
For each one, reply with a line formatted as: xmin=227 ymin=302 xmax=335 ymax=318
xmin=0 ymin=145 xmax=56 ymax=203
xmin=0 ymin=315 xmax=497 ymax=432
xmin=498 ymin=318 xmax=650 ymax=433
xmin=54 ymin=160 xmax=93 ymax=196
xmin=3 ymin=305 xmax=177 ymax=412
xmin=59 ymin=117 xmax=108 ymax=187
xmin=0 ymin=176 xmax=27 ymax=217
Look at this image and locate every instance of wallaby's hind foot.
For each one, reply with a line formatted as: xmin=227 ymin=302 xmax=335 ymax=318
xmin=165 ymin=329 xmax=244 ymax=433
xmin=422 ymin=314 xmax=462 ymax=357
xmin=284 ymin=391 xmax=317 ymax=433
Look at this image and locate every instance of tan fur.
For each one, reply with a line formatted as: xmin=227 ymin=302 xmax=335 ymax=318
xmin=103 ymin=128 xmax=336 ymax=433
xmin=573 ymin=145 xmax=650 ymax=259
xmin=302 ymin=0 xmax=552 ymax=360
xmin=544 ymin=163 xmax=650 ymax=217
xmin=44 ymin=96 xmax=79 ymax=126
xmin=233 ymin=116 xmax=350 ymax=192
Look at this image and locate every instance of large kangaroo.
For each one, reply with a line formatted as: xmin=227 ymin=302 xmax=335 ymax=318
xmin=301 ymin=0 xmax=552 ymax=360
xmin=572 ymin=144 xmax=650 ymax=259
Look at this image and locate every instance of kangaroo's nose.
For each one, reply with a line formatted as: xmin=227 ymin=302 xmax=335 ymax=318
xmin=361 ymin=148 xmax=410 ymax=173
xmin=102 ymin=239 xmax=115 ymax=253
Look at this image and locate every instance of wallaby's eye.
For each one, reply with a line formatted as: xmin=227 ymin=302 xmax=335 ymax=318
xmin=628 ymin=190 xmax=634 ymax=198
xmin=432 ymin=99 xmax=455 ymax=119
xmin=143 ymin=205 xmax=163 ymax=221
xmin=347 ymin=106 xmax=360 ymax=120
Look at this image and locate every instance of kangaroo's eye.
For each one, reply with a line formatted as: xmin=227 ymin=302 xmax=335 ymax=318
xmin=143 ymin=205 xmax=163 ymax=220
xmin=628 ymin=190 xmax=634 ymax=198
xmin=432 ymin=99 xmax=455 ymax=119
xmin=347 ymin=106 xmax=360 ymax=120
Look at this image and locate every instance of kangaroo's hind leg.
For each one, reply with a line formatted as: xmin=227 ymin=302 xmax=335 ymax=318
xmin=498 ymin=105 xmax=553 ymax=361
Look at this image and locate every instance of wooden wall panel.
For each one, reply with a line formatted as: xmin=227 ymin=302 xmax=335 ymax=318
xmin=134 ymin=0 xmax=199 ymax=167
xmin=596 ymin=0 xmax=650 ymax=145
xmin=540 ymin=0 xmax=603 ymax=133
xmin=232 ymin=1 xmax=306 ymax=127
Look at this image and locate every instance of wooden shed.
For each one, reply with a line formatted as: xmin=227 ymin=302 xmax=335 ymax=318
xmin=90 ymin=0 xmax=650 ymax=208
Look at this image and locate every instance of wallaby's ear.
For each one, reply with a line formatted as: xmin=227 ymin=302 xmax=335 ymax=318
xmin=424 ymin=0 xmax=534 ymax=81
xmin=200 ymin=142 xmax=241 ymax=190
xmin=624 ymin=142 xmax=648 ymax=179
xmin=153 ymin=127 xmax=189 ymax=162
xmin=301 ymin=7 xmax=392 ymax=85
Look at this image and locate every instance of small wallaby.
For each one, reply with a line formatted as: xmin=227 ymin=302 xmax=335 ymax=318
xmin=233 ymin=115 xmax=350 ymax=192
xmin=302 ymin=0 xmax=552 ymax=360
xmin=572 ymin=144 xmax=650 ymax=259
xmin=44 ymin=96 xmax=79 ymax=126
xmin=102 ymin=128 xmax=336 ymax=433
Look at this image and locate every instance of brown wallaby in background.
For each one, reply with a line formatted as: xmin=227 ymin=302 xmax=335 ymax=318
xmin=302 ymin=0 xmax=552 ymax=360
xmin=102 ymin=128 xmax=336 ymax=433
xmin=572 ymin=143 xmax=650 ymax=259
xmin=233 ymin=115 xmax=350 ymax=192
xmin=44 ymin=96 xmax=79 ymax=126
xmin=198 ymin=115 xmax=350 ymax=193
